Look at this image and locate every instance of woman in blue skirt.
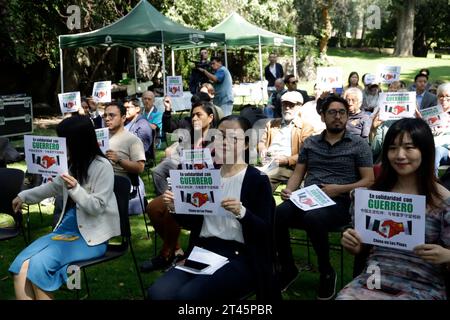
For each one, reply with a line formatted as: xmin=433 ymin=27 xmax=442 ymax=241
xmin=9 ymin=115 xmax=120 ymax=300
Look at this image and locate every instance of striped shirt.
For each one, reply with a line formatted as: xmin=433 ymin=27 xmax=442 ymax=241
xmin=298 ymin=130 xmax=373 ymax=188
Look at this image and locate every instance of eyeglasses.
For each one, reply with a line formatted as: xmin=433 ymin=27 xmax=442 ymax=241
xmin=438 ymin=96 xmax=450 ymax=102
xmin=288 ymin=81 xmax=298 ymax=84
xmin=325 ymin=109 xmax=347 ymax=117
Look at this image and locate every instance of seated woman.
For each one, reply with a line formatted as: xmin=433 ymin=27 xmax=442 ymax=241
xmin=9 ymin=115 xmax=120 ymax=300
xmin=141 ymin=102 xmax=216 ymax=272
xmin=147 ymin=115 xmax=280 ymax=300
xmin=337 ymin=118 xmax=450 ymax=300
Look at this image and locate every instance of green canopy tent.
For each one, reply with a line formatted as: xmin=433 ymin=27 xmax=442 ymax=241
xmin=175 ymin=12 xmax=297 ymax=100
xmin=58 ymin=0 xmax=225 ymax=94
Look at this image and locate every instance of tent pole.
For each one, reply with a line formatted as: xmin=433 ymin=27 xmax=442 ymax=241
xmin=171 ymin=48 xmax=175 ymax=76
xmin=59 ymin=47 xmax=64 ymax=93
xmin=293 ymin=37 xmax=297 ymax=78
xmin=162 ymin=44 xmax=166 ymax=96
xmin=133 ymin=48 xmax=138 ymax=93
xmin=258 ymin=35 xmax=264 ymax=105
xmin=224 ymin=44 xmax=228 ymax=68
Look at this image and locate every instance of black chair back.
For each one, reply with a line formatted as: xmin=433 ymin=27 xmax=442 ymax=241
xmin=0 ymin=168 xmax=24 ymax=218
xmin=114 ymin=175 xmax=131 ymax=238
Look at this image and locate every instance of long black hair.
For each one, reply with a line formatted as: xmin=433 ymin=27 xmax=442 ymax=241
xmin=372 ymin=118 xmax=443 ymax=209
xmin=56 ymin=115 xmax=105 ymax=185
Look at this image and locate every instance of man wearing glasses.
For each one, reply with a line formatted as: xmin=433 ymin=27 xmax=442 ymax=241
xmin=284 ymin=74 xmax=311 ymax=105
xmin=103 ymin=102 xmax=146 ymax=178
xmin=275 ymin=95 xmax=374 ymax=300
xmin=198 ymin=56 xmax=234 ymax=116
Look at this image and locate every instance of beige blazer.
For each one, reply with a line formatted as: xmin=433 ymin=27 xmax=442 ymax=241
xmin=18 ymin=156 xmax=120 ymax=246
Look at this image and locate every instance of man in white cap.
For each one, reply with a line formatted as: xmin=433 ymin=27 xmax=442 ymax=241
xmin=258 ymin=91 xmax=314 ymax=191
xmin=361 ymin=74 xmax=381 ymax=114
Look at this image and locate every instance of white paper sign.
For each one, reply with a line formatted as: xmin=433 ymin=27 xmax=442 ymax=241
xmin=377 ymin=65 xmax=401 ymax=84
xmin=378 ymin=92 xmax=416 ymax=121
xmin=92 ymin=81 xmax=112 ymax=103
xmin=57 ymin=91 xmax=81 ymax=114
xmin=24 ymin=135 xmax=68 ymax=175
xmin=167 ymin=76 xmax=183 ymax=97
xmin=354 ymin=189 xmax=426 ymax=251
xmin=180 ymin=148 xmax=214 ymax=170
xmin=170 ymin=169 xmax=223 ymax=216
xmin=289 ymin=184 xmax=336 ymax=211
xmin=175 ymin=246 xmax=229 ymax=275
xmin=95 ymin=128 xmax=110 ymax=153
xmin=316 ymin=67 xmax=343 ymax=89
xmin=421 ymin=105 xmax=445 ymax=127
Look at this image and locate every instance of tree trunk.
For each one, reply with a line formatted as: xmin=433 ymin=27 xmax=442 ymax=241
xmin=393 ymin=0 xmax=415 ymax=57
xmin=319 ymin=0 xmax=333 ymax=55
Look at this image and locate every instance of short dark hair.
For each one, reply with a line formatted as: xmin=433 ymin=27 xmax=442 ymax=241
xmin=419 ymin=68 xmax=430 ymax=76
xmin=320 ymin=95 xmax=349 ymax=114
xmin=105 ymin=101 xmax=126 ymax=116
xmin=191 ymin=92 xmax=211 ymax=105
xmin=284 ymin=74 xmax=295 ymax=84
xmin=211 ymin=56 xmax=223 ymax=64
xmin=414 ymin=73 xmax=428 ymax=82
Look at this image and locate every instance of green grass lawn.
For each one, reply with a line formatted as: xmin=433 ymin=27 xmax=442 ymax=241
xmin=300 ymin=47 xmax=450 ymax=94
xmin=2 ymin=47 xmax=448 ymax=300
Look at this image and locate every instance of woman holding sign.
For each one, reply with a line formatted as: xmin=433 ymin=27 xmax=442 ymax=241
xmin=338 ymin=118 xmax=450 ymax=300
xmin=148 ymin=115 xmax=280 ymax=300
xmin=9 ymin=115 xmax=120 ymax=300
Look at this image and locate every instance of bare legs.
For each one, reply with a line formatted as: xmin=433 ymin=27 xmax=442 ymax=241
xmin=13 ymin=259 xmax=54 ymax=300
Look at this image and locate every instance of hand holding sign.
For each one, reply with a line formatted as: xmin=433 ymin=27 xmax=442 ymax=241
xmin=341 ymin=228 xmax=363 ymax=255
xmin=12 ymin=196 xmax=24 ymax=214
xmin=221 ymin=197 xmax=242 ymax=217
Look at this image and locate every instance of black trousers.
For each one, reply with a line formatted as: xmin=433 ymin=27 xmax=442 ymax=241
xmin=147 ymin=237 xmax=256 ymax=300
xmin=275 ymin=196 xmax=350 ymax=275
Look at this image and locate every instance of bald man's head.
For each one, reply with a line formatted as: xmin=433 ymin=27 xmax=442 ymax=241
xmin=142 ymin=91 xmax=155 ymax=111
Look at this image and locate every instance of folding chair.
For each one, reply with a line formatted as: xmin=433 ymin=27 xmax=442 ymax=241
xmin=72 ymin=175 xmax=146 ymax=299
xmin=0 ymin=168 xmax=27 ymax=244
xmin=128 ymin=173 xmax=150 ymax=239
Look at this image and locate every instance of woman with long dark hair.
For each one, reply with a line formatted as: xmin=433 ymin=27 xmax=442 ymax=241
xmin=147 ymin=115 xmax=280 ymax=300
xmin=337 ymin=118 xmax=450 ymax=300
xmin=9 ymin=115 xmax=120 ymax=300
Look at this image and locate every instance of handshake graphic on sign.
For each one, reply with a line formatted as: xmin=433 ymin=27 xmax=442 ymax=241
xmin=32 ymin=154 xmax=60 ymax=169
xmin=366 ymin=216 xmax=412 ymax=239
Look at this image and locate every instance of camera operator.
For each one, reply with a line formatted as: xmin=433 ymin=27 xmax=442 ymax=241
xmin=189 ymin=48 xmax=211 ymax=94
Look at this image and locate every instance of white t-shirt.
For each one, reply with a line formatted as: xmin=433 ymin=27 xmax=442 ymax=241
xmin=199 ymin=166 xmax=247 ymax=243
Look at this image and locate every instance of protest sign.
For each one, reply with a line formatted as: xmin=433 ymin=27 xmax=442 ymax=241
xmin=354 ymin=189 xmax=426 ymax=251
xmin=170 ymin=169 xmax=223 ymax=216
xmin=57 ymin=91 xmax=81 ymax=114
xmin=420 ymin=105 xmax=446 ymax=127
xmin=316 ymin=67 xmax=343 ymax=89
xmin=92 ymin=81 xmax=111 ymax=103
xmin=24 ymin=135 xmax=68 ymax=175
xmin=167 ymin=76 xmax=183 ymax=97
xmin=180 ymin=148 xmax=214 ymax=170
xmin=378 ymin=92 xmax=416 ymax=121
xmin=377 ymin=65 xmax=401 ymax=84
xmin=95 ymin=128 xmax=110 ymax=153
xmin=289 ymin=184 xmax=336 ymax=211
